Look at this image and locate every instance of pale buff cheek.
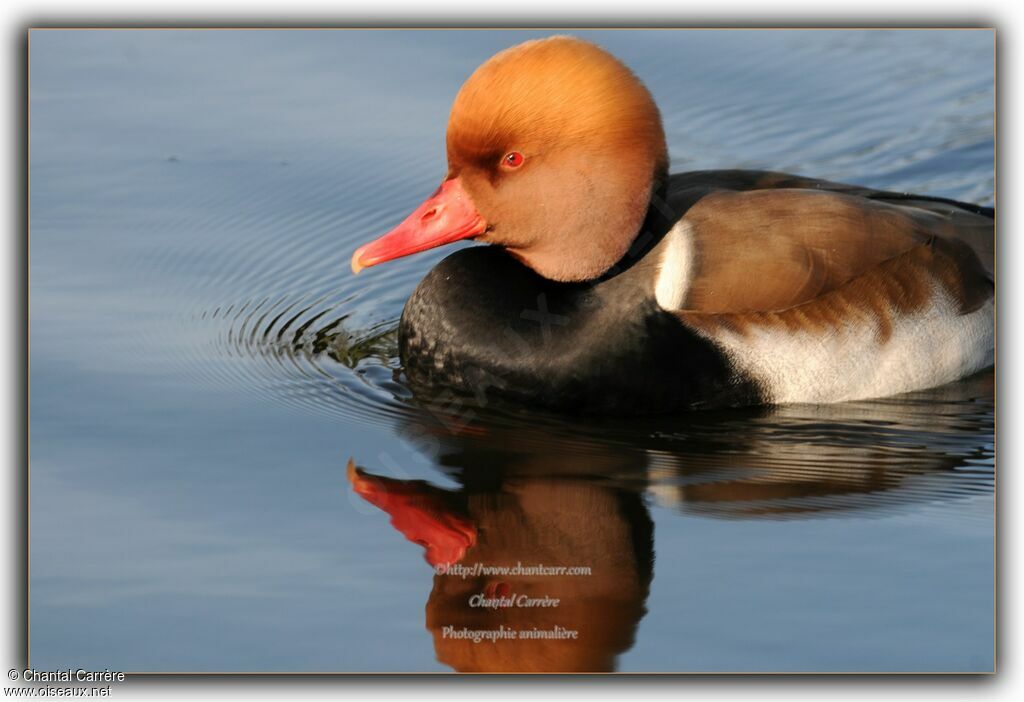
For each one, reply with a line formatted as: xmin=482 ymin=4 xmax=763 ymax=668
xmin=460 ymin=148 xmax=656 ymax=282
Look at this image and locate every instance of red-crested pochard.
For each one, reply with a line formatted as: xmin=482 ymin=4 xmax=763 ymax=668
xmin=351 ymin=36 xmax=994 ymax=414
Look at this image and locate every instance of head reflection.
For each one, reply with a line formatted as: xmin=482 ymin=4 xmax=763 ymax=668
xmin=347 ymin=441 xmax=654 ymax=672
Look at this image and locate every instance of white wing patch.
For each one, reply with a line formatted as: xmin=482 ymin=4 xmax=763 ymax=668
xmin=703 ymin=288 xmax=994 ymax=404
xmin=654 ymin=221 xmax=694 ymax=311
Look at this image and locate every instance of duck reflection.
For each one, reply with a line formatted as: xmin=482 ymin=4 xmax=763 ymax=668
xmin=346 ymin=369 xmax=992 ymax=671
xmin=348 ymin=444 xmax=654 ymax=672
xmin=643 ymin=369 xmax=993 ymax=519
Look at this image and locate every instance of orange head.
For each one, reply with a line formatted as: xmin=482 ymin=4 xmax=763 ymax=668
xmin=352 ymin=36 xmax=668 ymax=282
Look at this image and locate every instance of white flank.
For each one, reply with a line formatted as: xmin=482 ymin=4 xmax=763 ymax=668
xmin=654 ymin=220 xmax=694 ymax=311
xmin=703 ymin=287 xmax=994 ymax=404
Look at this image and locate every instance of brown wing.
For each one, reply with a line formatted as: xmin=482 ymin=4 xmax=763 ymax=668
xmin=664 ymin=171 xmax=993 ymax=314
xmin=678 ymin=236 xmax=993 ymax=343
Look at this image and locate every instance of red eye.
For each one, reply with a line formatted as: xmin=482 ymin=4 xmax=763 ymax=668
xmin=502 ymin=151 xmax=525 ymax=169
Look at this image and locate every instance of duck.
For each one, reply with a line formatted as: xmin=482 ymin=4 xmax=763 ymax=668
xmin=350 ymin=36 xmax=994 ymax=414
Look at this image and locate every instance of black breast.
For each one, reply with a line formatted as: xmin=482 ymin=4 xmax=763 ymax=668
xmin=398 ymin=246 xmax=762 ymax=415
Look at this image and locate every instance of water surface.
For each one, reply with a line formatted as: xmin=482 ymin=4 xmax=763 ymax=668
xmin=29 ymin=29 xmax=994 ymax=672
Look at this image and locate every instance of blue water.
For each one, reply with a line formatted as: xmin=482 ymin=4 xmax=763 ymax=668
xmin=29 ymin=29 xmax=994 ymax=672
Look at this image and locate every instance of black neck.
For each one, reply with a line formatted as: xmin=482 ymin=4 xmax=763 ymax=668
xmin=595 ymin=174 xmax=677 ymax=284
